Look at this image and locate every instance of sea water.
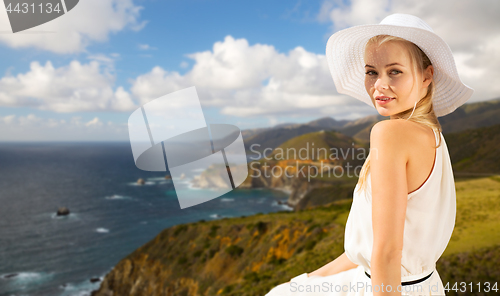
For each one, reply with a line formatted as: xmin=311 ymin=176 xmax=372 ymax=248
xmin=0 ymin=142 xmax=291 ymax=296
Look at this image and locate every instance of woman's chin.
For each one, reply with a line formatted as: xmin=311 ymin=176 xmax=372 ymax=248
xmin=376 ymin=109 xmax=393 ymax=117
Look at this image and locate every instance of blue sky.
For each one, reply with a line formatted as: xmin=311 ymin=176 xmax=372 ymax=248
xmin=0 ymin=0 xmax=498 ymax=141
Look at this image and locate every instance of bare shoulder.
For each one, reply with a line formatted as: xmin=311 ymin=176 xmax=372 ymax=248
xmin=371 ymin=119 xmax=434 ymax=153
xmin=370 ymin=119 xmax=417 ymax=159
xmin=370 ymin=119 xmax=414 ymax=143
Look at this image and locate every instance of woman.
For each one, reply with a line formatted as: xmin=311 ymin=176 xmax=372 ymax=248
xmin=265 ymin=13 xmax=473 ymax=296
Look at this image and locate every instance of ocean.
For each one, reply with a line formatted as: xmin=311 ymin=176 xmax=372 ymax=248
xmin=0 ymin=142 xmax=291 ymax=296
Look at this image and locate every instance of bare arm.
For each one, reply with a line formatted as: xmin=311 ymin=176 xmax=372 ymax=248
xmin=370 ymin=120 xmax=409 ymax=295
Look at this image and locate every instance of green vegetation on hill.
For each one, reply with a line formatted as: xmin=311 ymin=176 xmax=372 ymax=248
xmin=295 ymin=181 xmax=357 ymax=210
xmin=92 ymin=175 xmax=500 ymax=296
xmin=337 ymin=114 xmax=386 ymax=141
xmin=440 ymin=97 xmax=500 ymax=134
xmin=437 ymin=244 xmax=500 ymax=296
xmin=244 ymin=125 xmax=324 ymax=157
xmin=446 ymin=123 xmax=500 ymax=174
xmin=268 ymin=130 xmax=368 ymax=161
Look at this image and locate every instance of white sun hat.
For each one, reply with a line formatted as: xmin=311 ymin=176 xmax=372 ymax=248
xmin=325 ymin=13 xmax=474 ymax=117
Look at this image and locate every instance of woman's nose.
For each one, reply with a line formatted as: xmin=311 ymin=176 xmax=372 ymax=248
xmin=374 ymin=76 xmax=389 ymax=91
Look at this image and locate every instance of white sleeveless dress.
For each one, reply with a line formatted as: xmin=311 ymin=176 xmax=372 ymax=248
xmin=265 ymin=128 xmax=455 ymax=296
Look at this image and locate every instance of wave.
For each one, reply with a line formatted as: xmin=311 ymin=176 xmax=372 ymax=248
xmin=127 ymin=181 xmax=156 ymax=186
xmin=59 ymin=275 xmax=105 ymax=296
xmin=1 ymin=271 xmax=42 ymax=280
xmin=186 ymin=182 xmax=202 ymax=190
xmin=146 ymin=177 xmax=167 ymax=182
xmin=185 ymin=179 xmax=231 ymax=192
xmin=177 ymin=179 xmax=192 ymax=185
xmin=146 ymin=177 xmax=173 ymax=182
xmin=271 ymin=200 xmax=293 ymax=211
xmin=220 ymin=198 xmax=235 ymax=202
xmin=50 ymin=212 xmax=79 ymax=220
xmin=104 ymin=194 xmax=131 ymax=200
xmin=96 ymin=228 xmax=109 ymax=233
xmin=0 ymin=271 xmax=54 ymax=287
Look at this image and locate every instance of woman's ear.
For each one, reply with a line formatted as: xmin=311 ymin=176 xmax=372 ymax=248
xmin=423 ymin=65 xmax=434 ymax=87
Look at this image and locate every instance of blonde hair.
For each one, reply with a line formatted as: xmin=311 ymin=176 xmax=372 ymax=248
xmin=356 ymin=35 xmax=442 ymax=194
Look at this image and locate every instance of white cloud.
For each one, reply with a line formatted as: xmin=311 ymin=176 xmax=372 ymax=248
xmin=2 ymin=114 xmax=15 ymax=124
xmin=0 ymin=114 xmax=128 ymax=141
xmin=319 ymin=0 xmax=391 ymax=30
xmin=1 ymin=0 xmax=496 ymax=128
xmin=9 ymin=4 xmax=498 ymax=123
xmin=138 ymin=44 xmax=157 ymax=50
xmin=87 ymin=53 xmax=118 ymax=72
xmin=1 ymin=113 xmax=44 ymax=127
xmin=85 ymin=117 xmax=102 ymax=127
xmin=130 ymin=66 xmax=188 ymax=105
xmin=0 ymin=60 xmax=137 ymax=113
xmin=0 ymin=0 xmax=146 ymax=54
xmin=129 ymin=35 xmax=358 ymax=119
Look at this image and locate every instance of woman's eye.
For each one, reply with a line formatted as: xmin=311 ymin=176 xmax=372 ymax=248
xmin=390 ymin=70 xmax=402 ymax=75
xmin=365 ymin=70 xmax=376 ymax=75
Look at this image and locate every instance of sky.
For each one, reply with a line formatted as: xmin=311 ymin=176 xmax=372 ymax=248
xmin=0 ymin=0 xmax=499 ymax=141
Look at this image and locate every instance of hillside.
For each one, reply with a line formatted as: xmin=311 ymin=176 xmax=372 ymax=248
xmin=268 ymin=130 xmax=368 ymax=161
xmin=91 ymin=175 xmax=500 ymax=296
xmin=440 ymin=97 xmax=500 ymax=134
xmin=244 ymin=125 xmax=325 ymax=158
xmin=242 ymin=116 xmax=360 ymax=158
xmin=270 ymin=116 xmax=348 ymax=130
xmin=237 ymin=130 xmax=368 ymax=209
xmin=240 ymin=97 xmax=500 ymax=148
xmin=236 ymin=123 xmax=500 ymax=211
xmin=336 ymin=114 xmax=386 ymax=141
xmin=446 ymin=123 xmax=500 ymax=174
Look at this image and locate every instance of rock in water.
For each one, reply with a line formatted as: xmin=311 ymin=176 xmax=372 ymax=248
xmin=90 ymin=277 xmax=101 ymax=283
xmin=57 ymin=207 xmax=70 ymax=216
xmin=137 ymin=178 xmax=145 ymax=185
xmin=165 ymin=174 xmax=172 ymax=179
xmin=3 ymin=273 xmax=18 ymax=279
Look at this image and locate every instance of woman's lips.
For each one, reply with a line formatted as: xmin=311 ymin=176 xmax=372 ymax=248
xmin=375 ymin=97 xmax=395 ymax=105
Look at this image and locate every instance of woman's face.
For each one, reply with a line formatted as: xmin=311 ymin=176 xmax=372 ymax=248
xmin=364 ymin=41 xmax=432 ymax=119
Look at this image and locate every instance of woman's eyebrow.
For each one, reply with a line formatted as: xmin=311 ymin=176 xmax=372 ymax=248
xmin=385 ymin=62 xmax=404 ymax=67
xmin=365 ymin=62 xmax=404 ymax=68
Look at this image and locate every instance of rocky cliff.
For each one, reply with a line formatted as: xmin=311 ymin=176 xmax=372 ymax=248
xmin=90 ymin=200 xmax=351 ymax=296
xmin=191 ymin=159 xmax=358 ymax=211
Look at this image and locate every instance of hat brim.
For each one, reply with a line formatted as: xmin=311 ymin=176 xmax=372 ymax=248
xmin=326 ymin=24 xmax=474 ymax=117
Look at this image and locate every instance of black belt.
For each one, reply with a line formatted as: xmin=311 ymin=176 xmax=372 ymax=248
xmin=364 ymin=271 xmax=433 ymax=286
